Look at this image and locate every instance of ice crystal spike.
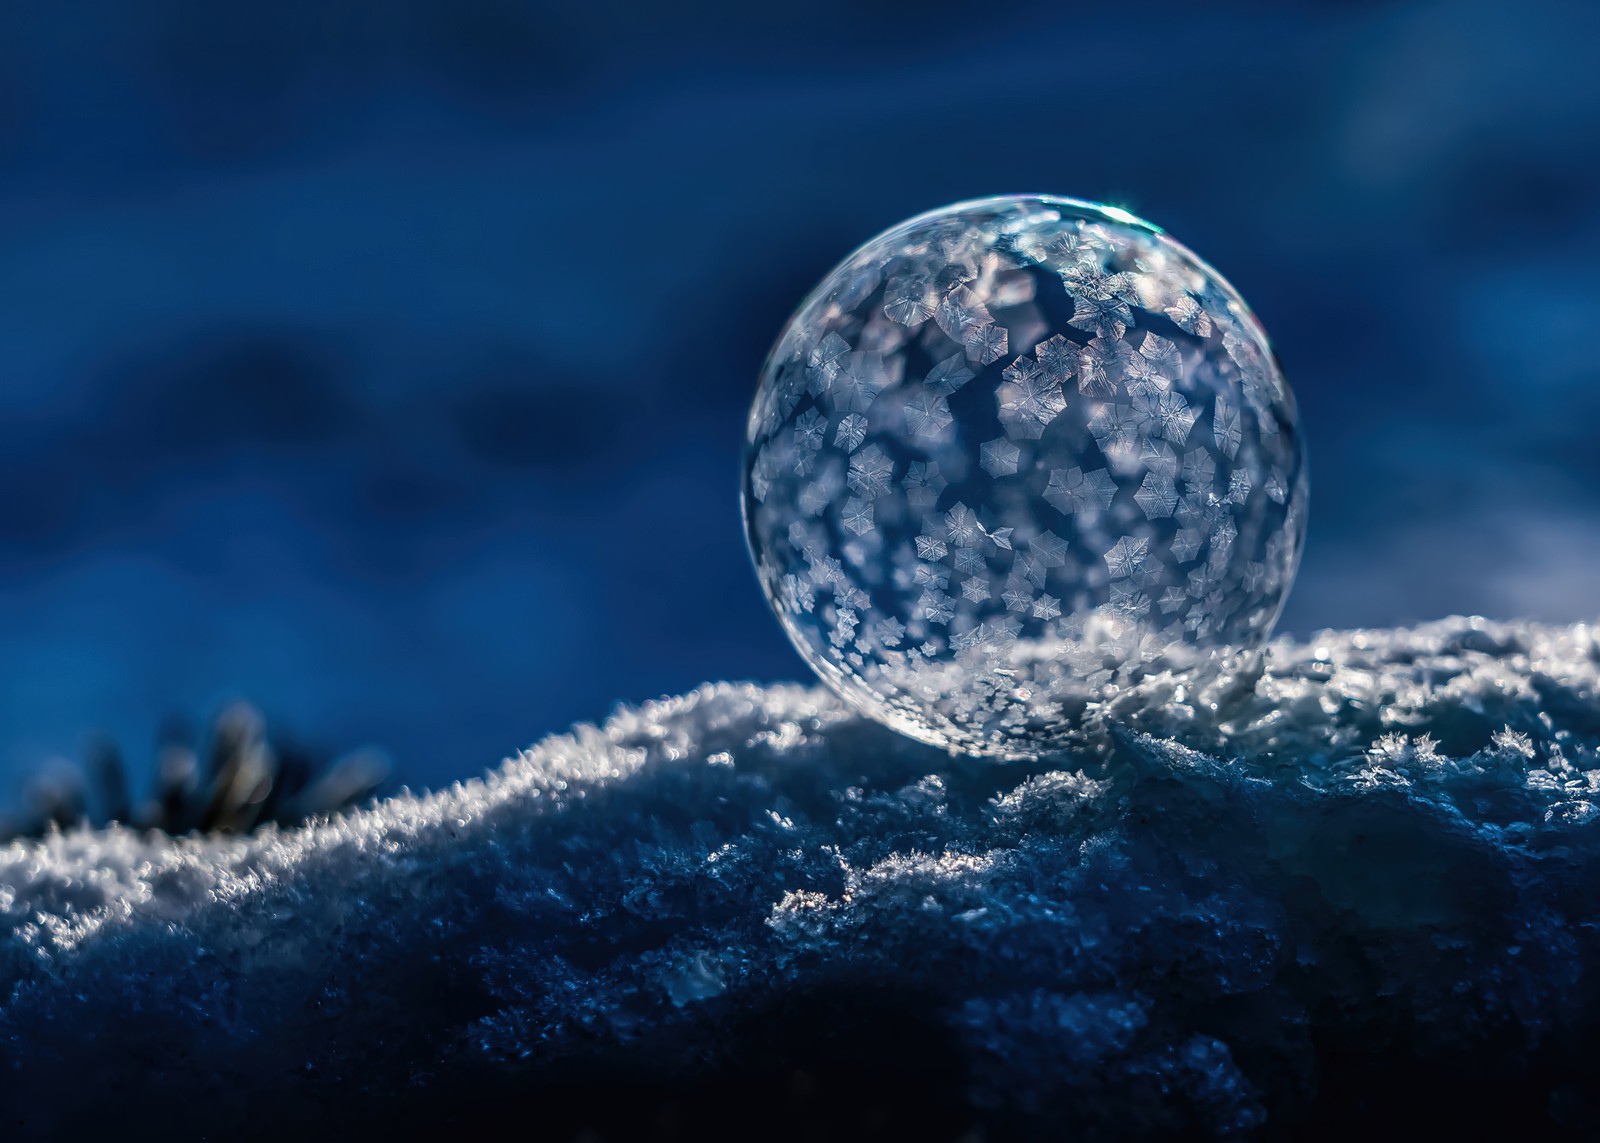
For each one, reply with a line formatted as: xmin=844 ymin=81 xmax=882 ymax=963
xmin=743 ymin=195 xmax=1308 ymax=759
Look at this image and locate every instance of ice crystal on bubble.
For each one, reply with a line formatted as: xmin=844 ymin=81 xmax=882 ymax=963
xmin=743 ymin=196 xmax=1307 ymax=758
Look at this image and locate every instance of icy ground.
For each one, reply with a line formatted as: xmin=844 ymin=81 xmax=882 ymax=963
xmin=6 ymin=617 xmax=1600 ymax=1139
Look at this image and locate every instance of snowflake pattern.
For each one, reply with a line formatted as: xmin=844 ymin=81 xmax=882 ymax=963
xmin=997 ymin=359 xmax=1068 ymax=440
xmin=980 ymin=437 xmax=1021 ymax=478
xmin=744 ymin=195 xmax=1306 ymax=759
xmin=905 ymin=392 xmax=954 ymax=438
xmin=1043 ymin=466 xmax=1117 ymax=515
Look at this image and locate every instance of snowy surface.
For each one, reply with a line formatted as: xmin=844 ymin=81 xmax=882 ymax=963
xmin=5 ymin=616 xmax=1600 ymax=1138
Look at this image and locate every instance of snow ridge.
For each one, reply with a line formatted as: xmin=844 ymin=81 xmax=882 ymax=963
xmin=4 ymin=616 xmax=1600 ymax=1137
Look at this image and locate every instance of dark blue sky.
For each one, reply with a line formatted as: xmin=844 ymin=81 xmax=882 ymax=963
xmin=1 ymin=0 xmax=1597 ymax=790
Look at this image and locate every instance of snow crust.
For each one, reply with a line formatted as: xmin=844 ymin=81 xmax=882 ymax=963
xmin=5 ymin=616 xmax=1600 ymax=1137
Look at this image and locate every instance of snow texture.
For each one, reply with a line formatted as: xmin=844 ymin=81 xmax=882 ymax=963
xmin=6 ymin=616 xmax=1600 ymax=1139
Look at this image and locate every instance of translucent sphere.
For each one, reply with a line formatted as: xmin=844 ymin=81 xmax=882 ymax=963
xmin=743 ymin=195 xmax=1307 ymax=759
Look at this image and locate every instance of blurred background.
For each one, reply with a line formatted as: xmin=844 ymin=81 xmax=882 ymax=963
xmin=0 ymin=0 xmax=1596 ymax=794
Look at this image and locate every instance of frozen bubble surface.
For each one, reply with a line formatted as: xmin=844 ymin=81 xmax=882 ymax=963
xmin=744 ymin=195 xmax=1307 ymax=757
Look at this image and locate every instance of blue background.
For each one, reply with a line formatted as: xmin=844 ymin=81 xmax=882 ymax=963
xmin=1 ymin=0 xmax=1597 ymax=791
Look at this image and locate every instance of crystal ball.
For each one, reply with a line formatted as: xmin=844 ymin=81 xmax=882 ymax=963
xmin=742 ymin=195 xmax=1308 ymax=758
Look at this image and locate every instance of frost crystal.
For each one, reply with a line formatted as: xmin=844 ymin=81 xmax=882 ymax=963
xmin=744 ymin=196 xmax=1307 ymax=758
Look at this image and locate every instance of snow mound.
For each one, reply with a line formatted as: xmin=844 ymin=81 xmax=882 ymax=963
xmin=5 ymin=616 xmax=1600 ymax=1139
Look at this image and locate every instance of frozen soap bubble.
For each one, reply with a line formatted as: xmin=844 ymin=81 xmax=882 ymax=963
xmin=742 ymin=196 xmax=1307 ymax=759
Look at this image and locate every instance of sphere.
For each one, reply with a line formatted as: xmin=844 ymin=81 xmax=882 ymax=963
xmin=742 ymin=195 xmax=1307 ymax=759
